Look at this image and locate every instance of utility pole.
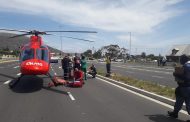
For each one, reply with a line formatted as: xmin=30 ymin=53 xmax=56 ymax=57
xmin=59 ymin=25 xmax=63 ymax=56
xmin=129 ymin=32 xmax=131 ymax=56
xmin=92 ymin=46 xmax=95 ymax=54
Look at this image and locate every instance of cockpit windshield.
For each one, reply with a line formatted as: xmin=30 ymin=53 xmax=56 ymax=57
xmin=21 ymin=48 xmax=34 ymax=61
xmin=36 ymin=48 xmax=49 ymax=62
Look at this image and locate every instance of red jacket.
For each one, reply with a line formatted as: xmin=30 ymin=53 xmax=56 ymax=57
xmin=74 ymin=70 xmax=83 ymax=81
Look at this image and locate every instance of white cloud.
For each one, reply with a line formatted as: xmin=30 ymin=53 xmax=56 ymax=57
xmin=0 ymin=0 xmax=184 ymax=34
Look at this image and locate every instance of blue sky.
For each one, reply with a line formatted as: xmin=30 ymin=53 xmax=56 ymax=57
xmin=0 ymin=0 xmax=189 ymax=55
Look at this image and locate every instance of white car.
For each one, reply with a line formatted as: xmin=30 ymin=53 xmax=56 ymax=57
xmin=98 ymin=58 xmax=105 ymax=62
xmin=115 ymin=59 xmax=124 ymax=62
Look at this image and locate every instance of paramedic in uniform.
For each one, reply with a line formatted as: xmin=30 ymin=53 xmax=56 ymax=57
xmin=105 ymin=55 xmax=111 ymax=75
xmin=74 ymin=68 xmax=84 ymax=84
xmin=168 ymin=54 xmax=190 ymax=122
xmin=61 ymin=55 xmax=71 ymax=80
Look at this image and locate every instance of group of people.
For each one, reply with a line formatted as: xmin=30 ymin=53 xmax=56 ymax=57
xmin=61 ymin=54 xmax=97 ymax=83
xmin=61 ymin=53 xmax=190 ymax=121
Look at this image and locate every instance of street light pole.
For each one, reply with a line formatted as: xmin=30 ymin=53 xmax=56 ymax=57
xmin=59 ymin=25 xmax=63 ymax=56
xmin=129 ymin=32 xmax=131 ymax=56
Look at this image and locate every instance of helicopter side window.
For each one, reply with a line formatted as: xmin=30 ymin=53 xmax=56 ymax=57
xmin=36 ymin=49 xmax=49 ymax=62
xmin=22 ymin=48 xmax=34 ymax=61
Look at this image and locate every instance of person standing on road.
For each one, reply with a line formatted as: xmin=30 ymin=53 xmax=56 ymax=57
xmin=81 ymin=55 xmax=87 ymax=80
xmin=162 ymin=56 xmax=167 ymax=66
xmin=158 ymin=55 xmax=161 ymax=66
xmin=105 ymin=55 xmax=111 ymax=76
xmin=61 ymin=55 xmax=71 ymax=80
xmin=73 ymin=53 xmax=81 ymax=70
xmin=168 ymin=54 xmax=190 ymax=122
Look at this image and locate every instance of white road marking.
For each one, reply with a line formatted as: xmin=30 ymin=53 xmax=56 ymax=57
xmin=4 ymin=80 xmax=11 ymax=84
xmin=96 ymin=76 xmax=188 ymax=115
xmin=111 ymin=68 xmax=117 ymax=71
xmin=0 ymin=60 xmax=18 ymax=64
xmin=14 ymin=66 xmax=19 ymax=68
xmin=67 ymin=92 xmax=75 ymax=101
xmin=152 ymin=75 xmax=164 ymax=79
xmin=114 ymin=65 xmax=172 ymax=74
xmin=17 ymin=73 xmax=21 ymax=76
xmin=122 ymin=65 xmax=174 ymax=71
xmin=125 ymin=71 xmax=134 ymax=74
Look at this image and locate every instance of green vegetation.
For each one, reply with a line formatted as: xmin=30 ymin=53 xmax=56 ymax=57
xmin=83 ymin=44 xmax=160 ymax=62
xmin=0 ymin=47 xmax=20 ymax=56
xmin=97 ymin=69 xmax=175 ymax=99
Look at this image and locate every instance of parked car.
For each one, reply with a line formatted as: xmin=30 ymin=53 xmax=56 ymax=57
xmin=115 ymin=59 xmax=124 ymax=62
xmin=98 ymin=58 xmax=105 ymax=62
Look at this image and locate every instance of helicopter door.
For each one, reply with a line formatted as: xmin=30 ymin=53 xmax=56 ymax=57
xmin=21 ymin=48 xmax=34 ymax=61
xmin=36 ymin=48 xmax=49 ymax=62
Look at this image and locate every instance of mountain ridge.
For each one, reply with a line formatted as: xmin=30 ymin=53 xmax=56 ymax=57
xmin=0 ymin=32 xmax=62 ymax=54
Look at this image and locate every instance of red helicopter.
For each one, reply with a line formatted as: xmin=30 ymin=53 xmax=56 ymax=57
xmin=0 ymin=28 xmax=96 ymax=88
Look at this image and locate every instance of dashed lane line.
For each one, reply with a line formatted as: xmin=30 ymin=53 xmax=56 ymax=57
xmin=120 ymin=65 xmax=174 ymax=71
xmin=14 ymin=66 xmax=19 ymax=68
xmin=114 ymin=65 xmax=172 ymax=74
xmin=0 ymin=60 xmax=18 ymax=64
xmin=111 ymin=68 xmax=117 ymax=71
xmin=17 ymin=73 xmax=21 ymax=76
xmin=125 ymin=71 xmax=135 ymax=74
xmin=67 ymin=92 xmax=75 ymax=101
xmin=152 ymin=76 xmax=164 ymax=79
xmin=4 ymin=80 xmax=12 ymax=84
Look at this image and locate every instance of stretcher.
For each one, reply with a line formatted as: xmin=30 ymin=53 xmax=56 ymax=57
xmin=67 ymin=80 xmax=83 ymax=87
xmin=48 ymin=76 xmax=83 ymax=88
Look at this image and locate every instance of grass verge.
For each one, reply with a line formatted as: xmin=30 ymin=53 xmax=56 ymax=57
xmin=97 ymin=69 xmax=175 ymax=99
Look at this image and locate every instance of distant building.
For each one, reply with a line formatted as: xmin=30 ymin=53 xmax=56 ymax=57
xmin=166 ymin=44 xmax=190 ymax=62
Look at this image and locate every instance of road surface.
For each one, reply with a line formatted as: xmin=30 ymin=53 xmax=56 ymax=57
xmin=91 ymin=61 xmax=177 ymax=88
xmin=0 ymin=61 xmax=189 ymax=122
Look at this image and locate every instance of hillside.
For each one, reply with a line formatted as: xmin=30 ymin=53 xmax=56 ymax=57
xmin=0 ymin=32 xmax=62 ymax=54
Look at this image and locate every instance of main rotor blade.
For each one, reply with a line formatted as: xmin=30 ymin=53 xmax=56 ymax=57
xmin=62 ymin=36 xmax=94 ymax=42
xmin=44 ymin=33 xmax=53 ymax=35
xmin=9 ymin=34 xmax=30 ymax=38
xmin=45 ymin=31 xmax=97 ymax=33
xmin=0 ymin=28 xmax=29 ymax=33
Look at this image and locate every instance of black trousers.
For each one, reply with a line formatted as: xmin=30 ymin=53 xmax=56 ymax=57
xmin=89 ymin=71 xmax=97 ymax=78
xmin=106 ymin=63 xmax=111 ymax=74
xmin=174 ymin=87 xmax=190 ymax=114
xmin=63 ymin=68 xmax=69 ymax=80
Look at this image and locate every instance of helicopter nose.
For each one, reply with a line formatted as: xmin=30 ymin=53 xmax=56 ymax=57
xmin=21 ymin=60 xmax=49 ymax=75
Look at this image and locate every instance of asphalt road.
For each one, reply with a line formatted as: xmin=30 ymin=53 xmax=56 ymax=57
xmin=0 ymin=61 xmax=189 ymax=122
xmin=90 ymin=61 xmax=177 ymax=88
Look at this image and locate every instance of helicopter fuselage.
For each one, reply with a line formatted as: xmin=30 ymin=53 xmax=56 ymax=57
xmin=20 ymin=35 xmax=50 ymax=75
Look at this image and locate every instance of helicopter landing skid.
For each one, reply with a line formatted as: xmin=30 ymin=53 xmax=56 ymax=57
xmin=9 ymin=74 xmax=23 ymax=88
